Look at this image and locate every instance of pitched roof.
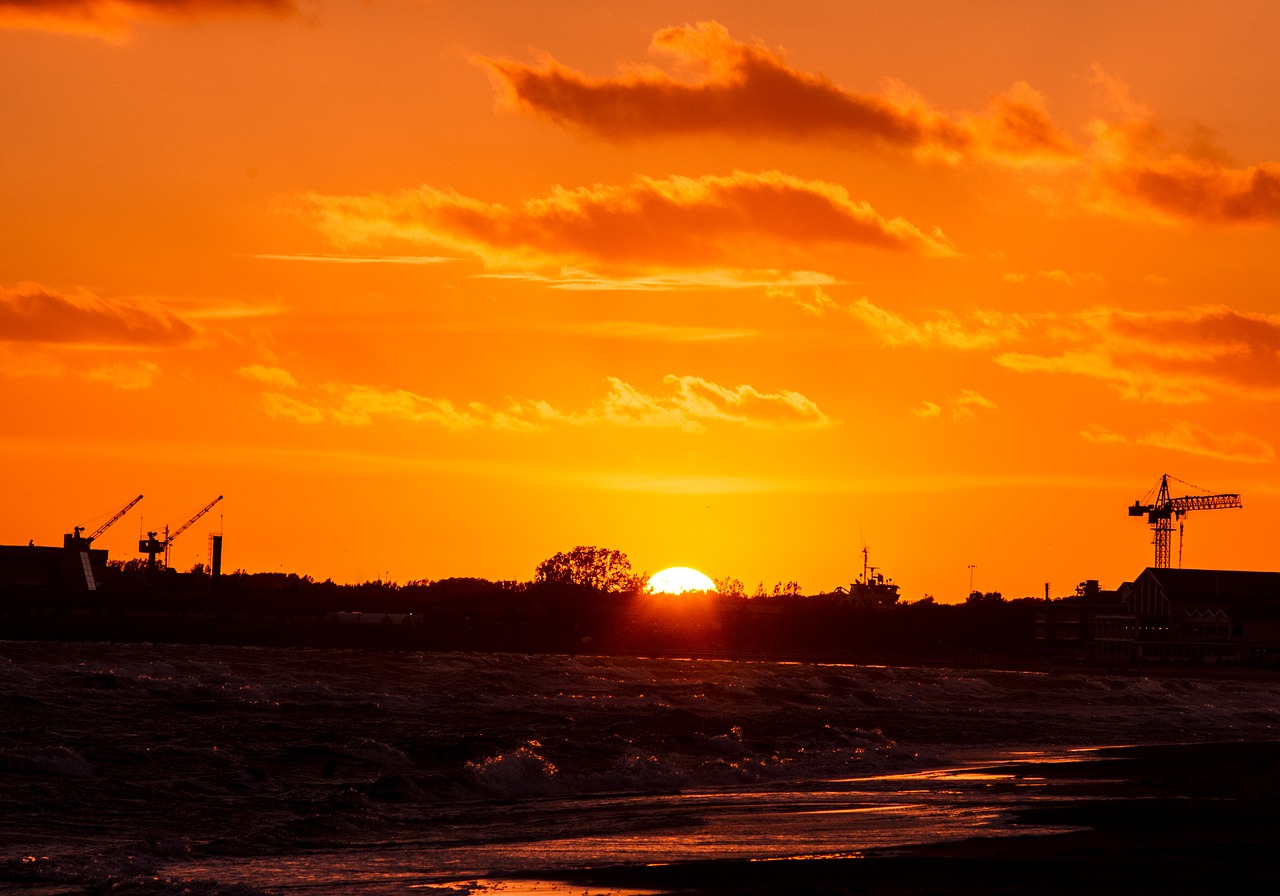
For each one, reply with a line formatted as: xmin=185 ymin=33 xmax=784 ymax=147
xmin=1139 ymin=568 xmax=1280 ymax=619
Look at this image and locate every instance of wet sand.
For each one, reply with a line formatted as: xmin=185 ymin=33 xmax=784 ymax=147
xmin=542 ymin=741 xmax=1280 ymax=894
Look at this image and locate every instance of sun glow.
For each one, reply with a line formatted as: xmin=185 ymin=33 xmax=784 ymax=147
xmin=647 ymin=566 xmax=716 ymax=594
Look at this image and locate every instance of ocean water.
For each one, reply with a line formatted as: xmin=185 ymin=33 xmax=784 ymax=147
xmin=2 ymin=642 xmax=1278 ymax=894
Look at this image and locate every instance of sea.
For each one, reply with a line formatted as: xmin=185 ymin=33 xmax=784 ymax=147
xmin=2 ymin=642 xmax=1278 ymax=895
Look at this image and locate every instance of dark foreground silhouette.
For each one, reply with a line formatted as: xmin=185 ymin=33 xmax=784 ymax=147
xmin=2 ymin=565 xmax=1045 ymax=665
xmin=549 ymin=741 xmax=1280 ymax=894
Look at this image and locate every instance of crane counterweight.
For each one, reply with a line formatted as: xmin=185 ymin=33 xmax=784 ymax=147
xmin=140 ymin=495 xmax=224 ymax=570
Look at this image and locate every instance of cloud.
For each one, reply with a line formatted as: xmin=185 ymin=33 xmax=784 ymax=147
xmin=238 ymin=364 xmax=298 ymax=388
xmin=320 ymin=385 xmax=543 ymax=431
xmin=593 ymin=375 xmax=830 ymax=432
xmin=853 ymin=300 xmax=1280 ymax=404
xmin=85 ymin=360 xmax=160 ymax=390
xmin=252 ymin=374 xmax=831 ymax=433
xmin=1003 ymin=269 xmax=1104 ymax=287
xmin=478 ymin=22 xmax=1077 ymax=165
xmin=0 ymin=0 xmax=297 ymax=38
xmin=849 ymin=299 xmax=1027 ymax=350
xmin=1090 ymin=124 xmax=1280 ymax=226
xmin=298 ymin=170 xmax=955 ymax=274
xmin=1081 ymin=70 xmax=1280 ymax=226
xmin=249 ymin=254 xmax=458 ymax=266
xmin=261 ymin=392 xmax=324 ymax=425
xmin=1081 ymin=421 xmax=1274 ymax=464
xmin=0 ymin=282 xmax=195 ymax=346
xmin=767 ymin=285 xmax=839 ymax=316
xmin=558 ymin=321 xmax=755 ymax=342
xmin=912 ymin=391 xmax=996 ymax=421
xmin=1137 ymin=422 xmax=1275 ymax=464
xmin=996 ymin=305 xmax=1280 ymax=403
xmin=1080 ymin=423 xmax=1127 ymax=445
xmin=951 ymin=389 xmax=997 ymax=419
xmin=480 ymin=267 xmax=835 ymax=291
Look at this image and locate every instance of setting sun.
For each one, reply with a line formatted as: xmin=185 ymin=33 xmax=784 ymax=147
xmin=648 ymin=567 xmax=716 ymax=595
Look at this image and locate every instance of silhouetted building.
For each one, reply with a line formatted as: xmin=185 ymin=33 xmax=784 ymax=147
xmin=1094 ymin=568 xmax=1280 ymax=664
xmin=1035 ymin=579 xmax=1123 ymax=660
xmin=0 ymin=543 xmax=107 ymax=593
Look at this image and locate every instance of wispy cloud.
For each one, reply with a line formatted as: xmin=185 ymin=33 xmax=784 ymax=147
xmin=589 ymin=375 xmax=831 ymax=431
xmin=849 ymin=299 xmax=1028 ymax=350
xmin=251 ymin=374 xmax=831 ymax=433
xmin=85 ymin=359 xmax=160 ymax=390
xmin=0 ymin=282 xmax=195 ymax=346
xmin=482 ymin=37 xmax=1280 ymax=231
xmin=1082 ymin=421 xmax=1274 ymax=464
xmin=238 ymin=364 xmax=299 ymax=388
xmin=557 ymin=321 xmax=755 ymax=342
xmin=767 ymin=285 xmax=840 ymax=316
xmin=478 ymin=21 xmax=1077 ymax=165
xmin=996 ymin=305 xmax=1280 ymax=403
xmin=854 ymin=300 xmax=1280 ymax=404
xmin=1137 ymin=422 xmax=1275 ymax=464
xmin=0 ymin=0 xmax=297 ymax=39
xmin=911 ymin=400 xmax=942 ymax=419
xmin=1079 ymin=69 xmax=1280 ymax=227
xmin=479 ymin=267 xmax=836 ymax=291
xmin=1003 ymin=269 xmax=1104 ymax=287
xmin=913 ymin=390 xmax=997 ymax=421
xmin=248 ymin=254 xmax=458 ymax=266
xmin=297 ymin=170 xmax=955 ymax=274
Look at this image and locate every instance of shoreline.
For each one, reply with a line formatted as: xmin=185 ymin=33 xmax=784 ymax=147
xmin=536 ymin=740 xmax=1280 ymax=894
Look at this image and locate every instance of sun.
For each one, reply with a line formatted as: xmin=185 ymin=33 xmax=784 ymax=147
xmin=647 ymin=567 xmax=716 ymax=595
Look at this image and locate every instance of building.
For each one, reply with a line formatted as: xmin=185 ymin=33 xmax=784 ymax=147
xmin=1035 ymin=579 xmax=1123 ymax=661
xmin=0 ymin=543 xmax=108 ymax=593
xmin=1088 ymin=568 xmax=1280 ymax=665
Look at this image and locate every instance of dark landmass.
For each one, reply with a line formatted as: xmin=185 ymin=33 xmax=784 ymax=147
xmin=4 ymin=560 xmax=1279 ymax=670
xmin=545 ymin=741 xmax=1280 ymax=894
xmin=0 ymin=565 xmax=1053 ymax=667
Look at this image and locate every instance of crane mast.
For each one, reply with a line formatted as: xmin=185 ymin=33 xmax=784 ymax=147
xmin=1127 ymin=474 xmax=1241 ymax=568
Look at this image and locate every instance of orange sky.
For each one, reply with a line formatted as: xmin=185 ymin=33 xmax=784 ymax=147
xmin=4 ymin=1 xmax=1280 ymax=600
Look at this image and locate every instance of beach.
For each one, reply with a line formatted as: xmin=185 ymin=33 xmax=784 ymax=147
xmin=547 ymin=741 xmax=1280 ymax=894
xmin=3 ymin=643 xmax=1279 ymax=894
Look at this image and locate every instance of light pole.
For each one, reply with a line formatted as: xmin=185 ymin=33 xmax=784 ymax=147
xmin=967 ymin=564 xmax=976 ymax=598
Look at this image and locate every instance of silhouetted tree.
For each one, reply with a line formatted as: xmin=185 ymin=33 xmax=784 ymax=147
xmin=965 ymin=590 xmax=1005 ymax=604
xmin=535 ymin=546 xmax=644 ymax=592
xmin=714 ymin=576 xmax=746 ymax=598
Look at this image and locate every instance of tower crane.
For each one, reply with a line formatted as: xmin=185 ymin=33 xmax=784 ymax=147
xmin=1127 ymin=474 xmax=1241 ymax=568
xmin=140 ymin=496 xmax=223 ymax=570
xmin=65 ymin=495 xmax=144 ymax=549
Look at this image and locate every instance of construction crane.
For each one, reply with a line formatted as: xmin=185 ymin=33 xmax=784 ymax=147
xmin=1127 ymin=474 xmax=1241 ymax=569
xmin=65 ymin=494 xmax=144 ymax=549
xmin=140 ymin=495 xmax=223 ymax=570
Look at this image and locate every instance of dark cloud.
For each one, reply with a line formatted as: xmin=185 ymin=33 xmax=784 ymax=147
xmin=0 ymin=282 xmax=195 ymax=345
xmin=478 ymin=21 xmax=1076 ymax=164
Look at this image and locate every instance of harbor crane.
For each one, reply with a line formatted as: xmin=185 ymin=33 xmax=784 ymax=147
xmin=65 ymin=494 xmax=144 ymax=549
xmin=1127 ymin=474 xmax=1241 ymax=568
xmin=140 ymin=495 xmax=223 ymax=570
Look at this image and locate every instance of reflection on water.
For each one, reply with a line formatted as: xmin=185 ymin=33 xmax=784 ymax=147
xmin=175 ymin=757 xmax=1093 ymax=894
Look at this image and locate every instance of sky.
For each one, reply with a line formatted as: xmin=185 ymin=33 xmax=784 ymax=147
xmin=4 ymin=1 xmax=1280 ymax=601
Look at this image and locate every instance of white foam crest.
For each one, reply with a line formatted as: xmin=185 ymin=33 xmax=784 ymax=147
xmin=465 ymin=742 xmax=560 ymax=797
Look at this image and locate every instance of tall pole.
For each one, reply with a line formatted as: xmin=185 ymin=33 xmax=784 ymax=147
xmin=967 ymin=564 xmax=976 ymax=597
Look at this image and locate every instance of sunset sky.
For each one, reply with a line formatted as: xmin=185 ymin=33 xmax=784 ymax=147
xmin=4 ymin=1 xmax=1280 ymax=600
